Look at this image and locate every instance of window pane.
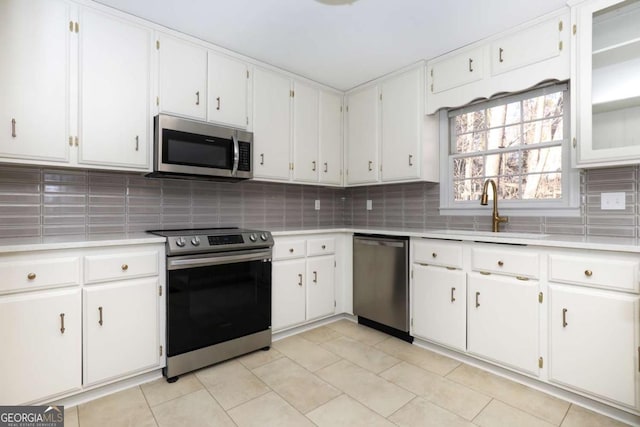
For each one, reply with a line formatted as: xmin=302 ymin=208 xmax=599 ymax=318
xmin=523 ymin=118 xmax=563 ymax=144
xmin=455 ymin=131 xmax=487 ymax=153
xmin=522 ymin=173 xmax=562 ymax=199
xmin=487 ymin=101 xmax=521 ymax=127
xmin=485 ymin=151 xmax=520 ymax=177
xmin=453 ymin=156 xmax=483 ymax=180
xmin=453 ymin=179 xmax=484 ymax=201
xmin=455 ymin=111 xmax=486 ymax=135
xmin=497 ymin=175 xmax=521 ymax=200
xmin=523 ymin=92 xmax=563 ymax=121
xmin=522 ymin=146 xmax=562 ymax=174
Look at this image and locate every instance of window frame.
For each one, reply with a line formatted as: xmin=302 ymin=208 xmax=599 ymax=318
xmin=439 ymin=82 xmax=581 ymax=217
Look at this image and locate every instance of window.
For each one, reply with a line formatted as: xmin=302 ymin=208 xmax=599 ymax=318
xmin=439 ymin=83 xmax=579 ymax=216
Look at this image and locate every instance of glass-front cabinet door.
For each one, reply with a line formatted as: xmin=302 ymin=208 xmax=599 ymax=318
xmin=573 ymin=0 xmax=640 ymax=167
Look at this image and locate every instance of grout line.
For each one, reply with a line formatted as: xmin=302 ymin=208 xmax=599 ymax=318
xmin=471 ymin=397 xmax=494 ymax=423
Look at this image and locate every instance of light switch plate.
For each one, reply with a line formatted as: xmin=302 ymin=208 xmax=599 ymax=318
xmin=601 ymin=192 xmax=625 ymax=210
xmin=366 ymin=200 xmax=372 ymax=210
xmin=314 ymin=200 xmax=320 ymax=210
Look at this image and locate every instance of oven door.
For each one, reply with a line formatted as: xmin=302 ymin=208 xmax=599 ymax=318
xmin=166 ymin=249 xmax=272 ymax=357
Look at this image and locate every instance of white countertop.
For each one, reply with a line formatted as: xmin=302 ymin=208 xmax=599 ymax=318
xmin=272 ymin=227 xmax=640 ymax=253
xmin=0 ymin=233 xmax=166 ymax=254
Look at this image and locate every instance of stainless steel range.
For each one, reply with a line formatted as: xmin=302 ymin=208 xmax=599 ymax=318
xmin=148 ymin=227 xmax=274 ymax=381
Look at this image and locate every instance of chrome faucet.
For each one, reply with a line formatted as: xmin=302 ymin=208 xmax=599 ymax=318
xmin=480 ymin=179 xmax=508 ymax=232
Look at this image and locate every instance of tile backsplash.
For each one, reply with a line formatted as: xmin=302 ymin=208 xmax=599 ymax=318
xmin=0 ymin=164 xmax=637 ymax=238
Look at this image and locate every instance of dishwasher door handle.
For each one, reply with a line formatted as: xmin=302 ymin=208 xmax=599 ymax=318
xmin=355 ymin=239 xmax=405 ymax=248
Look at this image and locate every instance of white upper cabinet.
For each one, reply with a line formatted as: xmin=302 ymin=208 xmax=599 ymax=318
xmin=318 ymin=90 xmax=343 ymax=185
xmin=346 ymin=85 xmax=379 ymax=185
xmin=252 ymin=67 xmax=292 ymax=181
xmin=572 ymin=0 xmax=640 ymax=167
xmin=157 ymin=33 xmax=207 ymax=120
xmin=208 ymin=52 xmax=249 ymax=128
xmin=293 ymin=81 xmax=320 ymax=183
xmin=381 ymin=66 xmax=423 ymax=182
xmin=427 ymin=9 xmax=570 ymax=114
xmin=78 ymin=7 xmax=152 ymax=170
xmin=0 ymin=0 xmax=71 ymax=164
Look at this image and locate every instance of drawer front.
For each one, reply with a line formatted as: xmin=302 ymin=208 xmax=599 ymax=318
xmin=414 ymin=240 xmax=463 ymax=269
xmin=549 ymin=253 xmax=639 ymax=292
xmin=85 ymin=251 xmax=159 ymax=284
xmin=273 ymin=240 xmax=306 ymax=260
xmin=471 ymin=246 xmax=539 ymax=278
xmin=307 ymin=238 xmax=335 ymax=256
xmin=0 ymin=256 xmax=80 ymax=294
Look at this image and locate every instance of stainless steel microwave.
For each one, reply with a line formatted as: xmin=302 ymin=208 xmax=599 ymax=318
xmin=147 ymin=114 xmax=253 ymax=181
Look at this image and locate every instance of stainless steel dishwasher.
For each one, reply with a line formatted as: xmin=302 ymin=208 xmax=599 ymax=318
xmin=353 ymin=234 xmax=412 ymax=342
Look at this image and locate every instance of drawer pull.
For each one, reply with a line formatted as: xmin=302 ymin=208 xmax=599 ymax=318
xmin=27 ymin=272 xmax=36 ymax=280
xmin=584 ymin=270 xmax=593 ymax=277
xmin=562 ymin=308 xmax=568 ymax=328
xmin=121 ymin=264 xmax=128 ymax=271
xmin=451 ymin=287 xmax=456 ymax=303
xmin=298 ymin=274 xmax=303 ymax=286
xmin=498 ymin=260 xmax=504 ymax=267
xmin=98 ymin=306 xmax=103 ymax=326
xmin=289 ymin=248 xmax=294 ymax=253
xmin=322 ymin=245 xmax=326 ymax=250
xmin=475 ymin=291 xmax=480 ymax=308
xmin=59 ymin=313 xmax=65 ymax=334
xmin=516 ymin=276 xmax=529 ymax=281
xmin=432 ymin=252 xmax=437 ymax=258
xmin=313 ymin=271 xmax=318 ymax=283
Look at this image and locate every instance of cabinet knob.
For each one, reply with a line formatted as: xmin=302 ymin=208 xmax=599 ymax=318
xmin=121 ymin=264 xmax=129 ymax=271
xmin=27 ymin=272 xmax=36 ymax=280
xmin=498 ymin=260 xmax=504 ymax=267
xmin=322 ymin=245 xmax=326 ymax=250
xmin=289 ymin=248 xmax=294 ymax=253
xmin=584 ymin=269 xmax=592 ymax=277
xmin=432 ymin=252 xmax=437 ymax=258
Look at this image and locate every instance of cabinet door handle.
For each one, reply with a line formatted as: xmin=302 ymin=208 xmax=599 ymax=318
xmin=584 ymin=269 xmax=592 ymax=277
xmin=468 ymin=58 xmax=473 ymax=72
xmin=135 ymin=136 xmax=139 ymax=152
xmin=324 ymin=162 xmax=328 ymax=173
xmin=408 ymin=154 xmax=413 ymax=166
xmin=297 ymin=274 xmax=303 ymax=286
xmin=27 ymin=272 xmax=36 ymax=280
xmin=368 ymin=161 xmax=373 ymax=172
xmin=216 ymin=96 xmax=221 ymax=110
xmin=451 ymin=287 xmax=456 ymax=303
xmin=313 ymin=271 xmax=318 ymax=283
xmin=475 ymin=291 xmax=480 ymax=308
xmin=11 ymin=118 xmax=16 ymax=138
xmin=60 ymin=313 xmax=65 ymax=334
xmin=562 ymin=308 xmax=568 ymax=327
xmin=121 ymin=264 xmax=128 ymax=271
xmin=196 ymin=91 xmax=200 ymax=106
xmin=499 ymin=47 xmax=504 ymax=63
xmin=260 ymin=153 xmax=264 ymax=166
xmin=98 ymin=306 xmax=104 ymax=326
xmin=312 ymin=161 xmax=316 ymax=172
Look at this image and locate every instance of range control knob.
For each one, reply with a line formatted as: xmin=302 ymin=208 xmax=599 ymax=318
xmin=191 ymin=236 xmax=201 ymax=246
xmin=260 ymin=233 xmax=268 ymax=241
xmin=249 ymin=233 xmax=257 ymax=242
xmin=175 ymin=237 xmax=186 ymax=247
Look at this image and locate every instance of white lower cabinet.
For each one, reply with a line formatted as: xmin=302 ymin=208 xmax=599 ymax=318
xmin=467 ymin=273 xmax=540 ymax=375
xmin=83 ymin=278 xmax=160 ymax=386
xmin=0 ymin=288 xmax=81 ymax=405
xmin=412 ymin=264 xmax=466 ymax=351
xmin=272 ymin=236 xmax=337 ymax=331
xmin=549 ymin=284 xmax=640 ymax=409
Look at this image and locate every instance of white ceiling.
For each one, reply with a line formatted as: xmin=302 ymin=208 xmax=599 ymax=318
xmin=94 ymin=0 xmax=569 ymax=91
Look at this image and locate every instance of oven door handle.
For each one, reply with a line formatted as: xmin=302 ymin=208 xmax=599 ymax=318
xmin=231 ymin=133 xmax=239 ymax=177
xmin=167 ymin=250 xmax=271 ymax=270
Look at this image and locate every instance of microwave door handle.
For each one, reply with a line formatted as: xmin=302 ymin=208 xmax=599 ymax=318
xmin=231 ymin=134 xmax=239 ymax=176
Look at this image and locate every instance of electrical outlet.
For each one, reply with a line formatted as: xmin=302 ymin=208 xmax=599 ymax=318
xmin=366 ymin=200 xmax=373 ymax=210
xmin=314 ymin=200 xmax=320 ymax=210
xmin=601 ymin=192 xmax=625 ymax=210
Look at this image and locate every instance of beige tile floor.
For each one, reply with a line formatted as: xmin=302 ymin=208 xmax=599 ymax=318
xmin=63 ymin=320 xmax=633 ymax=427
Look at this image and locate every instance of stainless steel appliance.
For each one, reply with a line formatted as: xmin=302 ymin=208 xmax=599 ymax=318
xmin=148 ymin=227 xmax=273 ymax=381
xmin=147 ymin=114 xmax=252 ymax=181
xmin=353 ymin=234 xmax=412 ymax=342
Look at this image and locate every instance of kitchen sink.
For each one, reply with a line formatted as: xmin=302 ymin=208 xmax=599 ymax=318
xmin=427 ymin=229 xmax=550 ymax=239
